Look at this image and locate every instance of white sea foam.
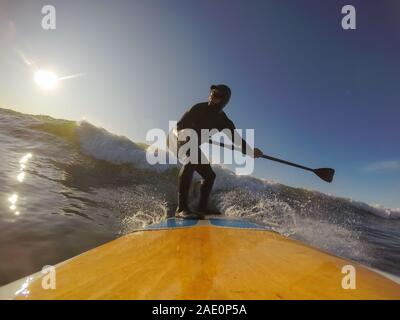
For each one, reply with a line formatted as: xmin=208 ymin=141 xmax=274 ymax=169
xmin=351 ymin=201 xmax=400 ymax=219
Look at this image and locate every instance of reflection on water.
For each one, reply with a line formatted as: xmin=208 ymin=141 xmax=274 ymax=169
xmin=8 ymin=153 xmax=32 ymax=216
xmin=0 ymin=111 xmax=117 ymax=286
xmin=17 ymin=172 xmax=25 ymax=183
xmin=8 ymin=193 xmax=18 ymax=214
xmin=17 ymin=153 xmax=32 ymax=184
xmin=19 ymin=153 xmax=32 ymax=165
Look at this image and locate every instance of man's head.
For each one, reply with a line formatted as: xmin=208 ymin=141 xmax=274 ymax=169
xmin=208 ymin=84 xmax=231 ymax=111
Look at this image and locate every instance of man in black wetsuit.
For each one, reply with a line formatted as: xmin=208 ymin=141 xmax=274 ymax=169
xmin=174 ymin=84 xmax=263 ymax=218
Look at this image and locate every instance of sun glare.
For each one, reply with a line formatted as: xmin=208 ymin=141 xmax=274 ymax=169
xmin=34 ymin=70 xmax=59 ymax=90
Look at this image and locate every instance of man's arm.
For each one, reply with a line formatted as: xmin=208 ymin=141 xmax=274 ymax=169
xmin=177 ymin=104 xmax=200 ymax=131
xmin=225 ymin=118 xmax=263 ymax=158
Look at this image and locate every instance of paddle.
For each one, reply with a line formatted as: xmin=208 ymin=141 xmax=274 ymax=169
xmin=208 ymin=140 xmax=335 ymax=183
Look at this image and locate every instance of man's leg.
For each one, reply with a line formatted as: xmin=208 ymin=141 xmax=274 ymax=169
xmin=195 ymin=164 xmax=216 ymax=212
xmin=177 ymin=163 xmax=195 ymax=213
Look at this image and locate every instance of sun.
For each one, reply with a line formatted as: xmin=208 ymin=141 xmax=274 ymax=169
xmin=34 ymin=70 xmax=59 ymax=90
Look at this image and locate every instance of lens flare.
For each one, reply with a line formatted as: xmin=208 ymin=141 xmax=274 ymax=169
xmin=34 ymin=70 xmax=59 ymax=90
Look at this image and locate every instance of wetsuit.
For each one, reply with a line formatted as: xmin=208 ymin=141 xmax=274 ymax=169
xmin=175 ymin=102 xmax=247 ymax=212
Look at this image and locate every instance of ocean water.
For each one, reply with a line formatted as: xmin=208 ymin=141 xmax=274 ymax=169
xmin=0 ymin=107 xmax=399 ymax=286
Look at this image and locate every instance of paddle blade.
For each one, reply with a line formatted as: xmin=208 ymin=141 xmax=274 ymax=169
xmin=313 ymin=168 xmax=335 ymax=183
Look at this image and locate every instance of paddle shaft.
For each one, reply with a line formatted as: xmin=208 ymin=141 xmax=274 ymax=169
xmin=260 ymin=154 xmax=313 ymax=172
xmin=209 ymin=140 xmax=314 ymax=172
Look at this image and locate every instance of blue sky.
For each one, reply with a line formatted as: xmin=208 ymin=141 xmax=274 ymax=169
xmin=0 ymin=0 xmax=399 ymax=208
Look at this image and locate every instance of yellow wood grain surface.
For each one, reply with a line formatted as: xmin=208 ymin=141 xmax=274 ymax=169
xmin=15 ymin=226 xmax=400 ymax=299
